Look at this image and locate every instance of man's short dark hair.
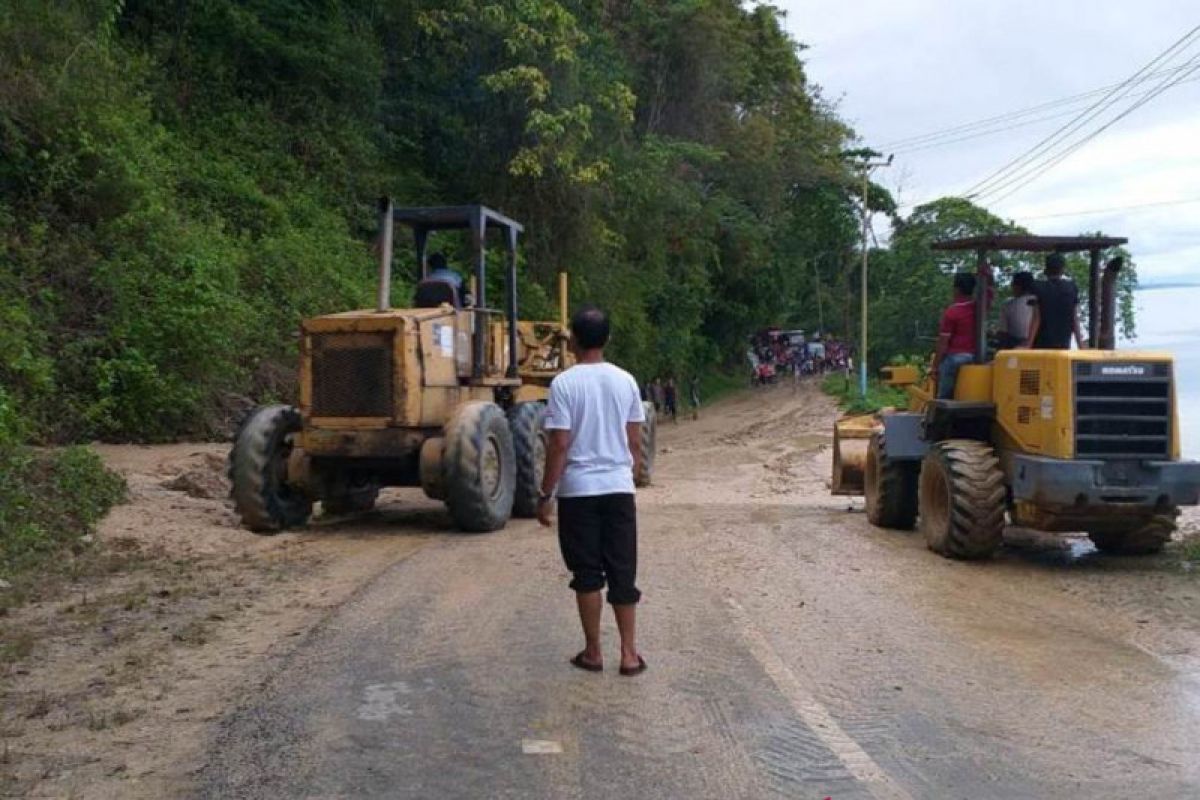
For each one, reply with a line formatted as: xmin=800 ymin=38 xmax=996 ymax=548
xmin=570 ymin=305 xmax=610 ymax=350
xmin=1045 ymin=253 xmax=1066 ymax=275
xmin=1012 ymin=271 xmax=1035 ymax=293
xmin=429 ymin=252 xmax=448 ymax=271
xmin=953 ymin=272 xmax=976 ymax=297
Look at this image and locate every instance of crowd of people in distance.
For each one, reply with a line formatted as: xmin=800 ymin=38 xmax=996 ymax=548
xmin=642 ymin=375 xmax=702 ymax=422
xmin=746 ymin=329 xmax=853 ymax=387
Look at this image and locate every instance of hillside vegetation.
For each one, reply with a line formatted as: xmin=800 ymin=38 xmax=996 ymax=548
xmin=2 ymin=1 xmax=1137 ymax=447
xmin=1 ymin=0 xmax=875 ymax=444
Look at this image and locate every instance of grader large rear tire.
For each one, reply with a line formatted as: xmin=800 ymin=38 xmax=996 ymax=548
xmin=918 ymin=439 xmax=1005 ymax=559
xmin=634 ymin=400 xmax=657 ymax=487
xmin=443 ymin=401 xmax=516 ymax=532
xmin=508 ymin=402 xmax=547 ymax=519
xmin=1089 ymin=513 xmax=1176 ymax=555
xmin=229 ymin=405 xmax=313 ymax=534
xmin=864 ymin=433 xmax=918 ymax=529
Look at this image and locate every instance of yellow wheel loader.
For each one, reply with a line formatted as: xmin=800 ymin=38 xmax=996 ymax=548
xmin=832 ymin=234 xmax=1200 ymax=559
xmin=230 ymin=201 xmax=658 ymax=534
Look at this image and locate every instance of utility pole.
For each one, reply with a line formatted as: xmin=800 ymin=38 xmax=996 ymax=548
xmin=856 ymin=155 xmax=892 ymax=398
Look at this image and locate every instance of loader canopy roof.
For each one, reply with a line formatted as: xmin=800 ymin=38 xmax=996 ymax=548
xmin=929 ymin=232 xmax=1129 ymax=360
xmin=932 ymin=234 xmax=1127 ymax=253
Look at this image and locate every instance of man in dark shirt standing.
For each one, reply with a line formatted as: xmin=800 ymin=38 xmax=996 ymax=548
xmin=1027 ymin=253 xmax=1085 ymax=350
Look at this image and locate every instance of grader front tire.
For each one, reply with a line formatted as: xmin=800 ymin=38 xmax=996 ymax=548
xmin=229 ymin=405 xmax=313 ymax=534
xmin=864 ymin=433 xmax=918 ymax=529
xmin=443 ymin=402 xmax=516 ymax=533
xmin=918 ymin=439 xmax=1005 ymax=560
xmin=508 ymin=402 xmax=547 ymax=519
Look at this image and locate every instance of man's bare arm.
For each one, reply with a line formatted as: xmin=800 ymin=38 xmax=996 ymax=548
xmin=1025 ymin=306 xmax=1040 ymax=348
xmin=541 ymin=430 xmax=571 ymax=498
xmin=627 ymin=422 xmax=642 ymax=479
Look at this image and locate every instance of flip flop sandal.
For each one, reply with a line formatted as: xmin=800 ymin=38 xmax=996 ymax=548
xmin=619 ymin=656 xmax=647 ymax=677
xmin=570 ymin=652 xmax=603 ymax=673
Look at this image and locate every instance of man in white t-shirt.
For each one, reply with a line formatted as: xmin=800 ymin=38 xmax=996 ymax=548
xmin=538 ymin=305 xmax=647 ymax=677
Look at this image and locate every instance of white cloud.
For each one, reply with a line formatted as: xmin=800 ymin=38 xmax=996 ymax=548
xmin=778 ymin=0 xmax=1200 ymax=282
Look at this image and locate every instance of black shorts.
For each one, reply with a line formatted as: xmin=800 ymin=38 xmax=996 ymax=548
xmin=557 ymin=493 xmax=641 ymax=605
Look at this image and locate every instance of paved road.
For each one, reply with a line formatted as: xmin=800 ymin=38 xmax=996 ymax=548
xmin=197 ymin=384 xmax=1200 ymax=799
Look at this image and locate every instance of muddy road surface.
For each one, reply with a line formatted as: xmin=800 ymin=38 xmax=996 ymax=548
xmin=5 ymin=383 xmax=1199 ymax=798
xmin=196 ymin=383 xmax=1200 ymax=799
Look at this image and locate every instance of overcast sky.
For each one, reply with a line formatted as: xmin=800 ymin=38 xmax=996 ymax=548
xmin=777 ymin=1 xmax=1200 ymax=283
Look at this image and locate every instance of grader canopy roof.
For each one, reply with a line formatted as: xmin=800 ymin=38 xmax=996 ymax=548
xmin=391 ymin=205 xmax=524 ymax=234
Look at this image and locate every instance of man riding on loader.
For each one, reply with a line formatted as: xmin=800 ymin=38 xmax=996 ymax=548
xmin=832 ymin=234 xmax=1200 ymax=560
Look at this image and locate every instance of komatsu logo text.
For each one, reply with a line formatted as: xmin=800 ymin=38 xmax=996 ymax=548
xmin=1100 ymin=365 xmax=1146 ymax=377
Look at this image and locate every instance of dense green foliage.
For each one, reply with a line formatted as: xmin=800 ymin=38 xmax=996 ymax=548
xmin=0 ymin=1 xmax=1138 ymax=449
xmin=1 ymin=0 xmax=869 ymax=443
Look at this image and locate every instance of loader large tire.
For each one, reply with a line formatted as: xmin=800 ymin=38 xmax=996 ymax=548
xmin=508 ymin=402 xmax=547 ymax=518
xmin=230 ymin=405 xmax=312 ymax=534
xmin=918 ymin=439 xmax=1005 ymax=560
xmin=864 ymin=433 xmax=918 ymax=529
xmin=634 ymin=400 xmax=657 ymax=487
xmin=1089 ymin=513 xmax=1175 ymax=555
xmin=443 ymin=401 xmax=516 ymax=532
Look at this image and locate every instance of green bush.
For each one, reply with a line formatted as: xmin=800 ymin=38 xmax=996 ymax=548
xmin=821 ymin=373 xmax=907 ymax=415
xmin=0 ymin=444 xmax=127 ymax=580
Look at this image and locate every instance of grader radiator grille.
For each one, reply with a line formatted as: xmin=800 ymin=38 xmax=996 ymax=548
xmin=1073 ymin=362 xmax=1171 ymax=459
xmin=311 ymin=332 xmax=394 ymax=417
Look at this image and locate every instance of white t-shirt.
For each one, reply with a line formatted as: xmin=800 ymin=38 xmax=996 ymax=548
xmin=545 ymin=362 xmax=646 ymax=497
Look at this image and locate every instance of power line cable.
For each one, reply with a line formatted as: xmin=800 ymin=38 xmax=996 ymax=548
xmin=890 ymin=72 xmax=1200 ymax=154
xmin=881 ymin=62 xmax=1198 ymax=151
xmin=981 ymin=56 xmax=1200 ymax=205
xmin=1015 ymin=195 xmax=1200 ymax=220
xmin=962 ymin=25 xmax=1200 ymax=198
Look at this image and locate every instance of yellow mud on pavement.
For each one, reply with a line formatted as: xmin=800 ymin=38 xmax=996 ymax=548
xmin=190 ymin=382 xmax=1200 ymax=799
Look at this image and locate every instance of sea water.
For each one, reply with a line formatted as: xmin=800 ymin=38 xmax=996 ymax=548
xmin=1130 ymin=285 xmax=1200 ymax=458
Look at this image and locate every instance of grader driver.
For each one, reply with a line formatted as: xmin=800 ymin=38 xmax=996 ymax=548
xmin=230 ymin=201 xmax=658 ymax=534
xmin=832 ymin=234 xmax=1200 ymax=559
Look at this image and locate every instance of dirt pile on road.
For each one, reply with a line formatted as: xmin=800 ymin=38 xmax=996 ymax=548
xmin=161 ymin=452 xmax=229 ymax=500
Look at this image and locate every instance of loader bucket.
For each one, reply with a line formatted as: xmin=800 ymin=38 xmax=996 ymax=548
xmin=831 ymin=413 xmax=881 ymax=496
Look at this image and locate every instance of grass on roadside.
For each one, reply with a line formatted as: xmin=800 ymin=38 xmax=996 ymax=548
xmin=1179 ymin=532 xmax=1200 ymax=565
xmin=821 ymin=373 xmax=908 ymax=414
xmin=0 ymin=446 xmax=127 ymax=609
xmin=697 ymin=370 xmax=746 ymax=408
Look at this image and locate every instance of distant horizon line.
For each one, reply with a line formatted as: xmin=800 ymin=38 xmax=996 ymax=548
xmin=1137 ymin=280 xmax=1200 ymax=290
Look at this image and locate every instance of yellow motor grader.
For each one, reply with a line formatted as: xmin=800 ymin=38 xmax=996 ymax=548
xmin=832 ymin=234 xmax=1200 ymax=559
xmin=230 ymin=201 xmax=657 ymax=534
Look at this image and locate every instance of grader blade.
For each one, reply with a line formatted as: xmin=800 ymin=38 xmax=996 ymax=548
xmin=831 ymin=413 xmax=881 ymax=496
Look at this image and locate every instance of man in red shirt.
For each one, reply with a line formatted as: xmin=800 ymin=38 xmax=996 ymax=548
xmin=932 ymin=272 xmax=977 ymax=399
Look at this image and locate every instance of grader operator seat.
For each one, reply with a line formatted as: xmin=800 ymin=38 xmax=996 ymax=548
xmin=413 ymin=278 xmax=461 ymax=309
